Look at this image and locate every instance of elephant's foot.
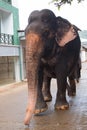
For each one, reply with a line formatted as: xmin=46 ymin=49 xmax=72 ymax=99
xmin=55 ymin=100 xmax=69 ymax=110
xmin=67 ymin=84 xmax=76 ymax=97
xmin=34 ymin=106 xmax=48 ymax=115
xmin=44 ymin=94 xmax=52 ymax=102
xmin=34 ymin=101 xmax=48 ymax=115
xmin=42 ymin=89 xmax=52 ymax=102
xmin=68 ymin=90 xmax=76 ymax=97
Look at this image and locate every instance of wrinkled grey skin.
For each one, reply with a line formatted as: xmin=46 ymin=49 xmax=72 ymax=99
xmin=24 ymin=9 xmax=81 ymax=125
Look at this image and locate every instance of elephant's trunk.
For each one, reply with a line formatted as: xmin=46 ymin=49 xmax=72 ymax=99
xmin=24 ymin=33 xmax=43 ymax=125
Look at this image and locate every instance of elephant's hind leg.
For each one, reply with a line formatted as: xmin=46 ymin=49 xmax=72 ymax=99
xmin=42 ymin=76 xmax=52 ymax=102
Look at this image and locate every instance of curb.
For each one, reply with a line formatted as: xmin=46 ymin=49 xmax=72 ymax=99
xmin=0 ymin=81 xmax=27 ymax=93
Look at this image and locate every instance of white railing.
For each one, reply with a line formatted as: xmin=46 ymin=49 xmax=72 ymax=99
xmin=0 ymin=33 xmax=14 ymax=45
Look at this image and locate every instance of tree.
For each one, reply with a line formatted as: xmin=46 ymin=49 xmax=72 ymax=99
xmin=51 ymin=0 xmax=85 ymax=8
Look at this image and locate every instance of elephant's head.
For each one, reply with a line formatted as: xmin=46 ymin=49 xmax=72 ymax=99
xmin=24 ymin=9 xmax=57 ymax=125
xmin=25 ymin=9 xmax=57 ymax=41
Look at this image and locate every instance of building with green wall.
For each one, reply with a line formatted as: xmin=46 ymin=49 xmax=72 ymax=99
xmin=0 ymin=0 xmax=21 ymax=86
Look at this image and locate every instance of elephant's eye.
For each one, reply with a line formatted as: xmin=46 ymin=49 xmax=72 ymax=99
xmin=43 ymin=30 xmax=50 ymax=37
xmin=42 ymin=19 xmax=48 ymax=23
xmin=42 ymin=16 xmax=50 ymax=23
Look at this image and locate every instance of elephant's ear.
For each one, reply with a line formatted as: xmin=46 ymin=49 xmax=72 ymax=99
xmin=56 ymin=25 xmax=77 ymax=47
xmin=73 ymin=25 xmax=81 ymax=31
xmin=56 ymin=16 xmax=80 ymax=47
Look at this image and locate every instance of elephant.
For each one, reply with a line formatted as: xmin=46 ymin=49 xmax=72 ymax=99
xmin=24 ymin=9 xmax=81 ymax=125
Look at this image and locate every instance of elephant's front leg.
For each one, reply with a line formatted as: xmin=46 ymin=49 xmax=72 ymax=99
xmin=35 ymin=67 xmax=48 ymax=114
xmin=55 ymin=73 xmax=69 ymax=110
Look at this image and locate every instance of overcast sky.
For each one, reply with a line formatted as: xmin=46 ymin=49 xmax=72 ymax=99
xmin=18 ymin=0 xmax=87 ymax=30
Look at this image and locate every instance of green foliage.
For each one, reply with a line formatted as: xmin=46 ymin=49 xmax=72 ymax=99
xmin=51 ymin=0 xmax=85 ymax=8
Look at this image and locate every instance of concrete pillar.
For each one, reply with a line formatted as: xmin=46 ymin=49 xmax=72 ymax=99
xmin=14 ymin=56 xmax=20 ymax=82
xmin=20 ymin=44 xmax=25 ymax=80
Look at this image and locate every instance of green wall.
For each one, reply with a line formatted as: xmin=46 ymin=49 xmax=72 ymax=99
xmin=0 ymin=0 xmax=19 ymax=45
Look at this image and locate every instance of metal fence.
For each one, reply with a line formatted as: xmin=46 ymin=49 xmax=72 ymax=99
xmin=0 ymin=33 xmax=14 ymax=45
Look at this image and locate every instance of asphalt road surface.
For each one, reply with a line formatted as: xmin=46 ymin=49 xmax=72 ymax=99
xmin=0 ymin=61 xmax=87 ymax=130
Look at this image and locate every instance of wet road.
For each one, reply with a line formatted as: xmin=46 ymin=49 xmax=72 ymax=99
xmin=0 ymin=61 xmax=87 ymax=130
